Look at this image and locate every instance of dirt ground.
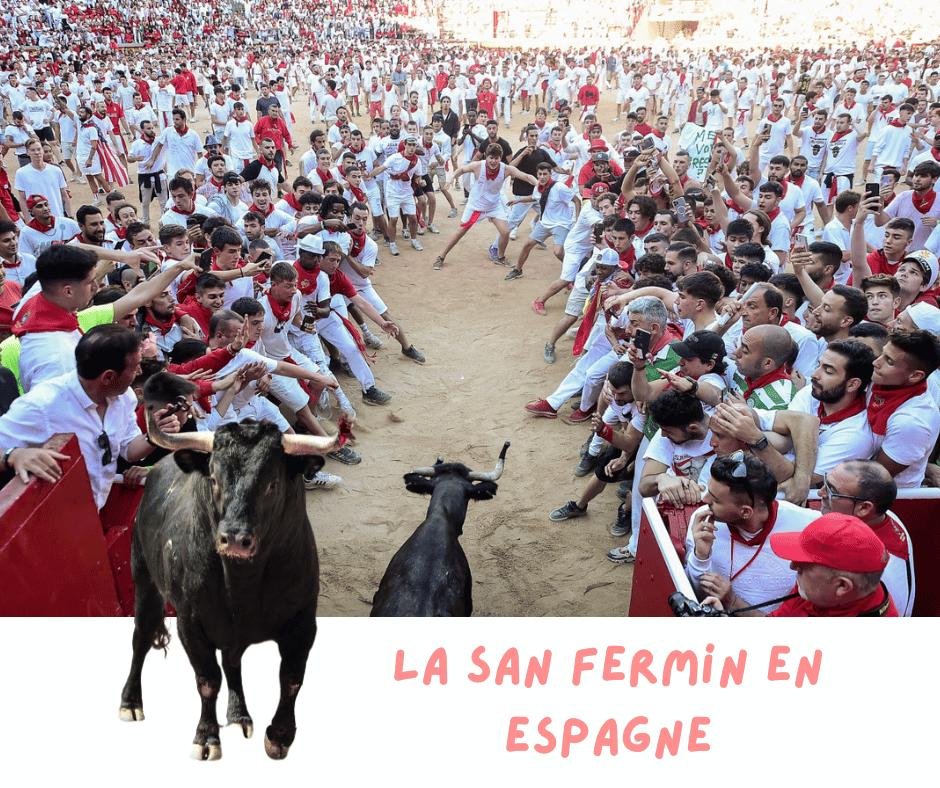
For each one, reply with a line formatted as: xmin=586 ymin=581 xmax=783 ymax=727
xmin=61 ymin=85 xmax=658 ymax=617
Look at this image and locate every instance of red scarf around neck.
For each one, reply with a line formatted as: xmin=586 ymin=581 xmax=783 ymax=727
xmin=911 ymin=188 xmax=937 ymax=214
xmin=766 ymin=207 xmax=781 ymax=222
xmin=249 ymin=202 xmax=274 ymax=217
xmin=266 ymin=292 xmax=293 ymax=323
xmin=26 ymin=215 xmax=55 ymax=233
xmin=259 ymin=156 xmax=277 ymax=170
xmin=888 ymin=118 xmax=907 ymax=128
xmin=830 ymin=129 xmax=852 ymax=144
xmin=817 ymin=392 xmax=866 ymax=424
xmin=315 ymin=166 xmax=332 ymax=185
xmin=867 ymin=381 xmax=928 ymax=435
xmin=349 ymin=230 xmax=366 ymax=258
xmin=293 ymin=261 xmax=320 ymax=295
xmin=144 ymin=308 xmax=182 ymax=336
xmin=283 ymin=193 xmax=302 ymax=212
xmin=11 ymin=293 xmax=81 ymax=337
xmin=787 ymin=173 xmax=805 ymax=188
xmin=742 ymin=366 xmax=791 ymax=400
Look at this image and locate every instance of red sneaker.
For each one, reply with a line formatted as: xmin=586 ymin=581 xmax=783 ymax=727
xmin=525 ymin=399 xmax=557 ymax=418
xmin=532 ymin=299 xmax=547 ymax=316
xmin=568 ymin=405 xmax=597 ymax=424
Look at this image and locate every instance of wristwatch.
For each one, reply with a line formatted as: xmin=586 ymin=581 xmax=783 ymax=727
xmin=2 ymin=447 xmax=16 ymax=470
xmin=749 ymin=436 xmax=769 ymax=451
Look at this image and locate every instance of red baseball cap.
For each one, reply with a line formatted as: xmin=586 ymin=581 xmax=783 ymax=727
xmin=770 ymin=514 xmax=889 ymax=573
xmin=26 ymin=194 xmax=48 ymax=211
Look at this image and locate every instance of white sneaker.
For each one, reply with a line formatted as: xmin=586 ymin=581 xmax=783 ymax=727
xmin=447 ymin=208 xmax=458 ymax=218
xmin=304 ymin=470 xmax=342 ymax=490
xmin=403 ymin=227 xmax=411 ymax=239
xmin=417 ymin=227 xmax=425 ymax=235
xmin=428 ymin=223 xmax=440 ymax=233
xmin=389 ymin=242 xmax=399 ymax=256
xmin=509 ymin=227 xmax=518 ymax=240
xmin=361 ymin=326 xmax=383 ymax=348
xmin=411 ymin=239 xmax=423 ymax=251
xmin=77 ymin=176 xmax=87 ymax=184
xmin=606 ymin=546 xmax=635 ymax=564
xmin=611 ymin=115 xmax=620 ymax=122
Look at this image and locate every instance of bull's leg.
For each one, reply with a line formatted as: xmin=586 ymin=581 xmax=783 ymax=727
xmin=176 ymin=618 xmax=224 ymax=761
xmin=119 ymin=546 xmax=168 ymax=722
xmin=264 ymin=606 xmax=317 ymax=760
xmin=221 ymin=647 xmax=253 ymax=739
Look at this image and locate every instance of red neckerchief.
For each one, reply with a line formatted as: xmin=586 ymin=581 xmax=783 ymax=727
xmin=870 ymin=515 xmax=909 ymax=561
xmin=114 ymin=225 xmax=127 ymax=239
xmin=787 ymin=173 xmax=805 ymax=188
xmin=766 ymin=207 xmax=781 ymax=221
xmin=248 ymin=202 xmax=274 ymax=217
xmin=266 ymin=292 xmax=293 ymax=323
xmin=1 ymin=255 xmax=21 ymax=269
xmin=844 ymin=100 xmax=855 ymax=109
xmin=348 ymin=183 xmax=366 ymax=203
xmin=868 ymin=381 xmax=928 ymax=435
xmin=144 ymin=308 xmax=182 ymax=335
xmin=293 ymin=261 xmax=320 ymax=295
xmin=726 ymin=198 xmax=747 ymax=214
xmin=888 ymin=118 xmax=906 ymax=128
xmin=171 ymin=203 xmax=195 ymax=216
xmin=349 ymin=229 xmax=366 ymax=258
xmin=648 ymin=323 xmax=682 ymax=358
xmin=315 ymin=166 xmax=332 ymax=184
xmin=484 ymin=162 xmax=500 ymax=181
xmin=327 ymin=90 xmax=338 ymax=98
xmin=651 ymin=128 xmax=665 ymax=139
xmin=743 ymin=366 xmax=791 ymax=399
xmin=771 ymin=582 xmax=897 ymax=617
xmin=181 ymin=300 xmax=213 ymax=337
xmin=258 ymin=156 xmax=277 ymax=171
xmin=616 ymin=245 xmax=636 ymax=273
xmin=811 ymin=122 xmax=825 ymax=133
xmin=174 ymin=124 xmax=190 ymax=136
xmin=879 ymin=104 xmax=895 ymax=119
xmin=766 ymin=113 xmax=781 ymax=123
xmin=830 ymin=129 xmax=852 ymax=144
xmin=215 ymin=98 xmax=226 ymax=106
xmin=26 ymin=215 xmax=55 ymax=232
xmin=931 ymin=147 xmax=940 ymax=163
xmin=11 ymin=293 xmax=81 ymax=337
xmin=93 ymin=110 xmax=107 ymax=120
xmin=729 ymin=501 xmax=778 ymax=580
xmin=817 ymin=393 xmax=866 ymax=424
xmin=209 ymin=176 xmax=224 ymax=190
xmin=911 ymin=188 xmax=937 ymax=214
xmin=283 ymin=193 xmax=302 ymax=212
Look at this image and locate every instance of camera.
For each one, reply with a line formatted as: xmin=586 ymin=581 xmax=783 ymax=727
xmin=668 ymin=592 xmax=728 ymax=617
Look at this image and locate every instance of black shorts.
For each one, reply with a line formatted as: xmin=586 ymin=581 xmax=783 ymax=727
xmin=594 ymin=445 xmax=632 ymax=484
xmin=419 ymin=174 xmax=434 ymax=194
xmin=824 ymin=171 xmax=853 ymax=192
xmin=465 ymin=98 xmax=478 ymax=113
xmin=35 ymin=127 xmax=55 ymax=143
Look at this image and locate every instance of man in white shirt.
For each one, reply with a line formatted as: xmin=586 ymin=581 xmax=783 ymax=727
xmin=0 ymin=325 xmax=179 ymax=508
xmin=13 ymin=138 xmax=70 ymax=219
xmin=146 ymin=108 xmax=204 ymax=178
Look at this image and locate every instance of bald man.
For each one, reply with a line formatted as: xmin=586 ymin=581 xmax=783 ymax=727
xmin=730 ymin=324 xmax=799 ymax=410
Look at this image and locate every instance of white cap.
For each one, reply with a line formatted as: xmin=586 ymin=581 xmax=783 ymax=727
xmin=593 ymin=248 xmax=620 ymax=268
xmin=904 ymin=249 xmax=940 ymax=290
xmin=906 ymin=302 xmax=940 ymax=335
xmin=297 ymin=235 xmax=324 ymax=255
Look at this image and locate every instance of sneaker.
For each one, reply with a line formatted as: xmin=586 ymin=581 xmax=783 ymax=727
xmin=383 ymin=237 xmax=390 ymax=246
xmin=543 ymin=342 xmax=555 ymax=364
xmin=549 ymin=500 xmax=588 ymax=522
xmin=403 ymin=227 xmax=411 ymax=239
xmin=611 ymin=115 xmax=620 ymax=122
xmin=428 ymin=223 xmax=440 ymax=234
xmin=534 ymin=239 xmax=547 ymax=249
xmin=411 ymin=239 xmax=423 ymax=251
xmin=417 ymin=227 xmax=425 ymax=235
xmin=504 ymin=268 xmax=523 ymax=281
xmin=611 ymin=504 xmax=631 ymax=537
xmin=574 ymin=453 xmax=600 ymax=477
xmin=362 ymin=385 xmax=392 ymax=405
xmin=329 ymin=357 xmax=354 ymax=377
xmin=304 ymin=470 xmax=342 ymax=490
xmin=402 ymin=345 xmax=425 ymax=363
xmin=606 ymin=546 xmax=636 ymax=564
xmin=389 ymin=242 xmax=399 ymax=256
xmin=568 ymin=405 xmax=596 ymax=424
xmin=361 ymin=326 xmax=383 ymax=349
xmin=447 ymin=208 xmax=458 ymax=218
xmin=77 ymin=176 xmax=87 ymax=184
xmin=616 ymin=480 xmax=631 ymax=500
xmin=488 ymin=243 xmax=499 ymax=261
xmin=369 ymin=228 xmax=381 ymax=241
xmin=509 ymin=227 xmax=518 ymax=240
xmin=532 ymin=299 xmax=547 ymax=316
xmin=495 ymin=256 xmax=513 ymax=267
xmin=565 ymin=325 xmax=579 ymax=337
xmin=328 ymin=446 xmax=361 ymax=465
xmin=524 ymin=399 xmax=557 ymax=418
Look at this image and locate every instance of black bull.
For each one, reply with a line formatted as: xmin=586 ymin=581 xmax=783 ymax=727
xmin=119 ymin=416 xmax=352 ymax=761
xmin=371 ymin=442 xmax=510 ymax=617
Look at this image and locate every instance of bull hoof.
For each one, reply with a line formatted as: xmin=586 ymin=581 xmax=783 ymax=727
xmin=227 ymin=716 xmax=254 ymax=739
xmin=190 ymin=738 xmax=222 ymax=761
xmin=119 ymin=706 xmax=145 ymax=722
xmin=264 ymin=732 xmax=290 ymax=760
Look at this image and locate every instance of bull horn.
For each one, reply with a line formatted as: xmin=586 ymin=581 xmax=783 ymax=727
xmin=467 ymin=442 xmax=510 ymax=482
xmin=409 ymin=457 xmax=445 ymax=477
xmin=281 ymin=431 xmax=342 ymax=455
xmin=147 ymin=409 xmax=214 ymax=453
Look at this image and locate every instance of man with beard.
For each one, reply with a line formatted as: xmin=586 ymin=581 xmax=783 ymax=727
xmin=808 ymin=285 xmax=869 ymax=346
xmin=141 ymin=283 xmax=201 ymax=358
xmin=127 ymin=119 xmax=167 ymax=225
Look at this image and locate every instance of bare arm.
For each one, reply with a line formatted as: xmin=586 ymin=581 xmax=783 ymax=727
xmin=111 ymin=257 xmax=202 ymax=320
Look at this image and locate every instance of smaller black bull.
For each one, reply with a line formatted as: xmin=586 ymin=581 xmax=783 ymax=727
xmin=371 ymin=442 xmax=509 ymax=617
xmin=119 ymin=414 xmax=352 ymax=761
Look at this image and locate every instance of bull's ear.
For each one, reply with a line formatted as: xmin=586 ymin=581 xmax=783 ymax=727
xmin=468 ymin=481 xmax=498 ymax=500
xmin=403 ymin=473 xmax=435 ymax=495
xmin=286 ymin=455 xmax=324 ymax=478
xmin=174 ymin=450 xmax=211 ymax=475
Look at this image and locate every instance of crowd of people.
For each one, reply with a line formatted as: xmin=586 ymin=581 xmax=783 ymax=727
xmin=1 ymin=0 xmax=938 ymax=617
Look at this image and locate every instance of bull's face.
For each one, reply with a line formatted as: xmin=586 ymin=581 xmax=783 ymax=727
xmin=404 ymin=472 xmax=499 ymax=501
xmin=173 ymin=422 xmax=322 ymax=561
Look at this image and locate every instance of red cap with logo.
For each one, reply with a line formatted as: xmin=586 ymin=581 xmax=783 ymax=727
xmin=770 ymin=514 xmax=889 ymax=573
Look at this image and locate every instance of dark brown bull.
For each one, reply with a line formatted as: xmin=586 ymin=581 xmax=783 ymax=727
xmin=119 ymin=415 xmax=353 ymax=760
xmin=371 ymin=442 xmax=509 ymax=617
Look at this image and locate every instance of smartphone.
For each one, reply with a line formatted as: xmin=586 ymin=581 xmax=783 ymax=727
xmin=792 ymin=233 xmax=808 ymax=253
xmin=193 ymin=246 xmax=207 ymax=254
xmin=639 ymin=136 xmax=655 ymax=152
xmin=673 ymin=197 xmax=691 ymax=223
xmin=300 ymin=314 xmax=317 ymax=330
xmin=633 ymin=328 xmax=651 ymax=360
xmin=880 ymin=174 xmax=893 ymax=188
xmin=865 ymin=182 xmax=881 ymax=202
xmin=255 ymin=251 xmax=274 ymax=266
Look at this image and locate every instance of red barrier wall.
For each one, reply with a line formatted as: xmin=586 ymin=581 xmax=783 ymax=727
xmin=629 ymin=499 xmax=698 ymax=617
xmin=0 ymin=434 xmax=122 ymax=616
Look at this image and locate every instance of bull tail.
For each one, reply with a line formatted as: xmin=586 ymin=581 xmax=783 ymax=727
xmin=152 ymin=613 xmax=171 ymax=656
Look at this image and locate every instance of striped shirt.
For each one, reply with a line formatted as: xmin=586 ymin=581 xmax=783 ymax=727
xmin=732 ymin=373 xmax=797 ymax=410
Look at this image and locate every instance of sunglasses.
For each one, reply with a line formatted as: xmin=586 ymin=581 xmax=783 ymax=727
xmin=97 ymin=431 xmax=112 ymax=466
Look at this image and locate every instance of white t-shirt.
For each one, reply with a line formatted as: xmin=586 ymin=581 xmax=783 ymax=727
xmin=13 ymin=164 xmax=67 ymax=217
xmin=866 ymin=386 xmax=940 ymax=488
